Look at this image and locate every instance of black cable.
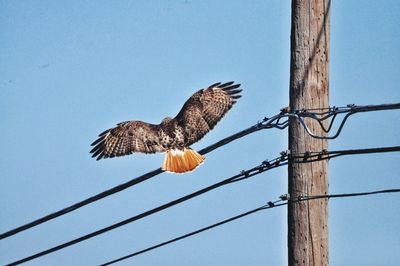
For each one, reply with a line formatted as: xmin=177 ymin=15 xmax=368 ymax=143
xmin=289 ymin=146 xmax=400 ymax=163
xmin=7 ymin=145 xmax=400 ymax=265
xmin=299 ymin=188 xmax=400 ymax=201
xmin=2 ymin=103 xmax=398 ymax=240
xmin=5 ymin=156 xmax=285 ymax=266
xmin=0 ymin=168 xmax=163 ymax=240
xmin=0 ymin=112 xmax=289 ymax=240
xmin=99 ymin=199 xmax=285 ymax=266
xmin=292 ymin=103 xmax=400 ymax=139
xmin=100 ymin=188 xmax=400 ymax=266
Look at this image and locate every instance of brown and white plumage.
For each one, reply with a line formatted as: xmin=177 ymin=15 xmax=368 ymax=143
xmin=90 ymin=81 xmax=242 ymax=173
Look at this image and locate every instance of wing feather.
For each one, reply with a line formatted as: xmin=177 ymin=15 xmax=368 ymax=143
xmin=90 ymin=121 xmax=166 ymax=160
xmin=175 ymin=81 xmax=242 ymax=146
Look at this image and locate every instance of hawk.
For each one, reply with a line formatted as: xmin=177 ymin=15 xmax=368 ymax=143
xmin=90 ymin=81 xmax=242 ymax=173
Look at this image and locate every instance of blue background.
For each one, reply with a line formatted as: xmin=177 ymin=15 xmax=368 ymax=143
xmin=1 ymin=1 xmax=399 ymax=265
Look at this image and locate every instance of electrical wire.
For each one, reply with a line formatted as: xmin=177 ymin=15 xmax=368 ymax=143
xmin=0 ymin=111 xmax=288 ymax=240
xmin=99 ymin=188 xmax=400 ymax=266
xmin=99 ymin=199 xmax=286 ymax=266
xmin=2 ymin=102 xmax=398 ymax=240
xmin=5 ymin=156 xmax=286 ymax=266
xmin=6 ymin=145 xmax=400 ymax=266
xmin=291 ymin=102 xmax=400 ymax=139
xmin=289 ymin=145 xmax=400 ymax=163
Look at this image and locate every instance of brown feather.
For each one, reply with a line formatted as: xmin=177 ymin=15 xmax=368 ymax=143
xmin=90 ymin=121 xmax=166 ymax=160
xmin=90 ymin=82 xmax=242 ymax=165
xmin=174 ymin=82 xmax=241 ymax=146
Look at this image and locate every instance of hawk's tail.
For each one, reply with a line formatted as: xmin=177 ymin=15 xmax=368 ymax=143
xmin=162 ymin=148 xmax=205 ymax=174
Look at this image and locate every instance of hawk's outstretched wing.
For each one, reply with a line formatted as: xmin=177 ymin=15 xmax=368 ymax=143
xmin=90 ymin=81 xmax=242 ymax=166
xmin=90 ymin=121 xmax=166 ymax=160
xmin=175 ymin=81 xmax=242 ymax=146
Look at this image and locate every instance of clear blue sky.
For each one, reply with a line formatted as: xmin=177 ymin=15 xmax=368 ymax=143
xmin=1 ymin=1 xmax=399 ymax=265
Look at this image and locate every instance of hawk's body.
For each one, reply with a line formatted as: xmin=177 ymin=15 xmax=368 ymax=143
xmin=90 ymin=81 xmax=242 ymax=173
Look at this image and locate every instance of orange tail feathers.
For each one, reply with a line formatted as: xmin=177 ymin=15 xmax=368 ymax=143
xmin=162 ymin=148 xmax=205 ymax=174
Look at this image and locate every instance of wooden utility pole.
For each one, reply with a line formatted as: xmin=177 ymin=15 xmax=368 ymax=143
xmin=288 ymin=1 xmax=330 ymax=265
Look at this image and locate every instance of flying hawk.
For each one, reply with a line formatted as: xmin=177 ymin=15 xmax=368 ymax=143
xmin=90 ymin=81 xmax=242 ymax=173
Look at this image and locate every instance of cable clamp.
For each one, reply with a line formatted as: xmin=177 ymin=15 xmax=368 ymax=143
xmin=240 ymin=170 xmax=249 ymax=177
xmin=279 ymin=193 xmax=290 ymax=201
xmin=297 ymin=194 xmax=307 ymax=201
xmin=318 ymin=149 xmax=328 ymax=159
xmin=280 ymin=106 xmax=291 ymax=114
xmin=303 ymin=151 xmax=310 ymax=161
xmin=280 ymin=150 xmax=290 ymax=159
xmin=262 ymin=160 xmax=271 ymax=167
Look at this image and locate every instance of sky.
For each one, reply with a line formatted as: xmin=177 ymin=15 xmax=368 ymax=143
xmin=1 ymin=1 xmax=399 ymax=265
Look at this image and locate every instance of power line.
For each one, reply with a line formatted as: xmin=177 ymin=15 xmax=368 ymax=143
xmin=99 ymin=188 xmax=400 ymax=266
xmin=298 ymin=188 xmax=400 ymax=200
xmin=289 ymin=102 xmax=400 ymax=139
xmin=0 ymin=111 xmax=288 ymax=240
xmin=0 ymin=168 xmax=162 ymax=240
xmin=6 ymin=145 xmax=400 ymax=265
xmin=99 ymin=200 xmax=285 ymax=266
xmin=289 ymin=145 xmax=400 ymax=162
xmin=5 ymin=156 xmax=286 ymax=266
xmin=2 ymin=103 xmax=398 ymax=240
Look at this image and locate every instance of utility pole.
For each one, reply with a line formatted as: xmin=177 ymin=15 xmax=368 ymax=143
xmin=288 ymin=1 xmax=330 ymax=265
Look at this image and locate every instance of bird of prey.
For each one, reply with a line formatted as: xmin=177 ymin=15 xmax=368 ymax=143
xmin=90 ymin=81 xmax=242 ymax=173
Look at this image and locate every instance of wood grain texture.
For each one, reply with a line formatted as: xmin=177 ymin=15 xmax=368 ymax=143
xmin=288 ymin=0 xmax=330 ymax=265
